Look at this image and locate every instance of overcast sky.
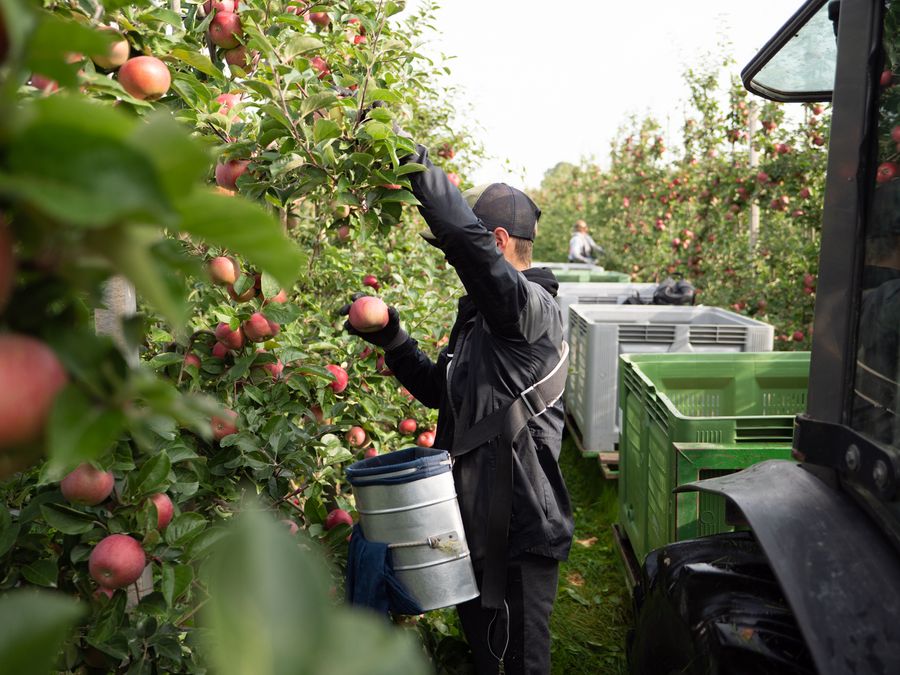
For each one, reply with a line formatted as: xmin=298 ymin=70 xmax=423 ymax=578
xmin=409 ymin=0 xmax=805 ymax=189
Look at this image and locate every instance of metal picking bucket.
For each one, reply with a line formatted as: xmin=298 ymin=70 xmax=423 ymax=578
xmin=346 ymin=447 xmax=480 ymax=611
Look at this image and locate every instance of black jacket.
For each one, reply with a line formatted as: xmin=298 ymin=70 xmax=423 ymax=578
xmin=385 ymin=145 xmax=574 ymax=566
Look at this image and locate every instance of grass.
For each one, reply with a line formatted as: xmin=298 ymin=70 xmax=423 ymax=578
xmin=550 ymin=435 xmax=632 ymax=674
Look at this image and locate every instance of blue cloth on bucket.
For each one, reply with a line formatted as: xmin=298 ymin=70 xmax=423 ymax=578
xmin=346 ymin=524 xmax=424 ymax=616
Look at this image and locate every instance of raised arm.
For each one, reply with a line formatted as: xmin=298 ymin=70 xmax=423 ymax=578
xmin=402 ymin=144 xmax=528 ymax=337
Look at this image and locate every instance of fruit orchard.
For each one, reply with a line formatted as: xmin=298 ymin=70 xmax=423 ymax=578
xmin=0 ymin=0 xmax=477 ymax=671
xmin=532 ymin=57 xmax=828 ymax=349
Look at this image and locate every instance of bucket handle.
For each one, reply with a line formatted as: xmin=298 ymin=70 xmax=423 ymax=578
xmin=387 ymin=530 xmax=464 ymax=555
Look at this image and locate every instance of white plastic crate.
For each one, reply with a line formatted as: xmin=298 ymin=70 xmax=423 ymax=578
xmin=556 ymin=282 xmax=659 ymax=340
xmin=566 ymin=305 xmax=774 ymax=456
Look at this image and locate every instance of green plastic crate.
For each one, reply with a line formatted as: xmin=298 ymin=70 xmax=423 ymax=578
xmin=552 ymin=269 xmax=631 ymax=283
xmin=617 ymin=351 xmax=810 ymax=563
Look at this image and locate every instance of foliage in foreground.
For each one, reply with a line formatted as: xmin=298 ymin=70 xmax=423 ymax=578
xmin=0 ymin=0 xmax=473 ymax=671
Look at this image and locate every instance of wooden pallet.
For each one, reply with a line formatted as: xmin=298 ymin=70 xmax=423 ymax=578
xmin=564 ymin=413 xmax=620 ymax=480
xmin=598 ymin=452 xmax=620 ymax=480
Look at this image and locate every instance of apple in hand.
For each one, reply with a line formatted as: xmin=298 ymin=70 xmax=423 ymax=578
xmin=348 ymin=296 xmax=389 ymax=333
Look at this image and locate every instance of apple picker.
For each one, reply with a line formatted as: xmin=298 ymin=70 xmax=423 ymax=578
xmin=343 ymin=142 xmax=573 ymax=675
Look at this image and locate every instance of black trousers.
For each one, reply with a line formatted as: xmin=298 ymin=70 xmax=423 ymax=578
xmin=456 ymin=553 xmax=560 ymax=675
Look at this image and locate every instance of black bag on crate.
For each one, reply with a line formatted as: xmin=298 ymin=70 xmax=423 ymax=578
xmin=653 ymin=276 xmax=696 ymax=305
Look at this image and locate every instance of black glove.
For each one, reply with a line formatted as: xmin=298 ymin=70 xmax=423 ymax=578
xmin=339 ymin=297 xmax=409 ymax=351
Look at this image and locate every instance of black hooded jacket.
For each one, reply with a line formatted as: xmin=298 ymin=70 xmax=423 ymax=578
xmin=384 ymin=145 xmax=574 ymax=566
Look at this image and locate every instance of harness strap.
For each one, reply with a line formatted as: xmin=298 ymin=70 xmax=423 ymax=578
xmin=450 ymin=342 xmax=569 ymax=609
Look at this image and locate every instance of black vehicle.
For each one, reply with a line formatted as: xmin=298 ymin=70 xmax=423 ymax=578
xmin=628 ymin=1 xmax=900 ymax=673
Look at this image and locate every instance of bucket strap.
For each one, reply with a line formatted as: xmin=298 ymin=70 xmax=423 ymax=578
xmin=450 ymin=342 xmax=569 ymax=609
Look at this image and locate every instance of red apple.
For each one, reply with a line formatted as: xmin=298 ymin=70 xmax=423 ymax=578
xmin=324 ymin=508 xmax=353 ymax=530
xmin=263 ymin=288 xmax=288 ymax=304
xmin=362 ymin=274 xmax=379 ymax=290
xmin=416 ymin=430 xmax=435 ymax=448
xmin=282 ymin=519 xmax=299 ymax=535
xmin=793 ymin=331 xmax=805 ymax=342
xmin=336 ymin=225 xmax=351 ymax=241
xmin=92 ymin=28 xmax=130 ymax=70
xmin=877 ymin=161 xmax=898 ymax=183
xmin=29 ymin=73 xmax=58 ymax=92
xmin=242 ymin=312 xmax=276 ymax=342
xmin=309 ymin=56 xmax=330 ymax=79
xmin=447 ymin=173 xmax=461 ymax=188
xmin=0 ymin=335 xmax=68 ymax=449
xmin=364 ymin=447 xmax=378 ymax=458
xmin=326 ymin=364 xmax=349 ymax=393
xmin=223 ymin=46 xmax=252 ymax=69
xmin=183 ymin=353 xmax=201 ymax=369
xmin=348 ymin=296 xmax=389 ymax=333
xmin=60 ymin=464 xmax=114 ymax=505
xmin=756 ymin=171 xmax=770 ymax=184
xmin=227 ymin=283 xmax=256 ymax=302
xmin=208 ymin=256 xmax=239 ymax=285
xmin=812 ymin=105 xmax=824 ymax=115
xmin=209 ymin=11 xmax=242 ymax=49
xmin=211 ymin=409 xmax=238 ymax=440
xmin=118 ymin=56 xmax=170 ymax=101
xmin=346 ymin=426 xmax=366 ymax=447
xmin=203 ymin=0 xmax=235 ymax=13
xmin=215 ymin=322 xmax=245 ymax=350
xmin=257 ymin=350 xmax=283 ymax=380
xmin=880 ymin=70 xmax=893 ymax=86
xmin=215 ymin=159 xmax=250 ymax=191
xmin=215 ymin=92 xmax=241 ymax=112
xmin=799 ymin=187 xmax=811 ymax=199
xmin=149 ymin=493 xmax=174 ymax=530
xmin=398 ymin=418 xmax=417 ymax=435
xmin=437 ymin=143 xmax=455 ymax=159
xmin=211 ymin=342 xmax=230 ymax=359
xmin=308 ymin=11 xmax=330 ymax=26
xmin=89 ymin=534 xmax=146 ymax=589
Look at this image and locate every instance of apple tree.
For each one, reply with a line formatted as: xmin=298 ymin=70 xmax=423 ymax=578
xmin=533 ymin=56 xmax=826 ymax=350
xmin=0 ymin=0 xmax=477 ymax=671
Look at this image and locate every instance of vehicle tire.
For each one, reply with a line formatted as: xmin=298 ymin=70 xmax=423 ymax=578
xmin=627 ymin=531 xmax=815 ymax=675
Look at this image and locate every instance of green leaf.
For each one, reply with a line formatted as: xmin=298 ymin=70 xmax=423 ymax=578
xmin=366 ymin=88 xmax=402 ymax=104
xmin=395 ymin=163 xmax=427 ymax=176
xmin=284 ymin=35 xmax=324 ymax=59
xmin=176 ymin=188 xmax=306 ymax=291
xmin=0 ymin=505 xmax=19 ymax=557
xmin=300 ymin=92 xmax=339 ymax=119
xmin=22 ymin=558 xmax=59 ymax=587
xmin=129 ymin=113 xmax=212 ymax=202
xmin=260 ymin=272 xmax=282 ymax=300
xmin=165 ymin=512 xmax=207 ymax=548
xmin=226 ymin=353 xmax=257 ymax=383
xmin=127 ymin=452 xmax=172 ymax=499
xmin=313 ymin=118 xmax=341 ymax=143
xmin=378 ymin=190 xmax=421 ymax=206
xmin=360 ymin=120 xmax=392 ymax=141
xmin=351 ymin=152 xmax=374 ymax=168
xmin=0 ymin=590 xmax=84 ymax=675
xmin=0 ymin=96 xmax=174 ymax=228
xmin=161 ymin=564 xmax=194 ymax=607
xmin=25 ymin=14 xmax=112 ymax=88
xmin=170 ymin=48 xmax=221 ymax=79
xmin=261 ymin=302 xmax=302 ymax=325
xmin=40 ymin=504 xmax=96 ymax=535
xmin=200 ymin=508 xmax=429 ymax=675
xmin=45 ymin=385 xmax=125 ymax=479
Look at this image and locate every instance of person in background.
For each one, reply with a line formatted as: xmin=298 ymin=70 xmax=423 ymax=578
xmin=567 ymin=219 xmax=604 ymax=264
